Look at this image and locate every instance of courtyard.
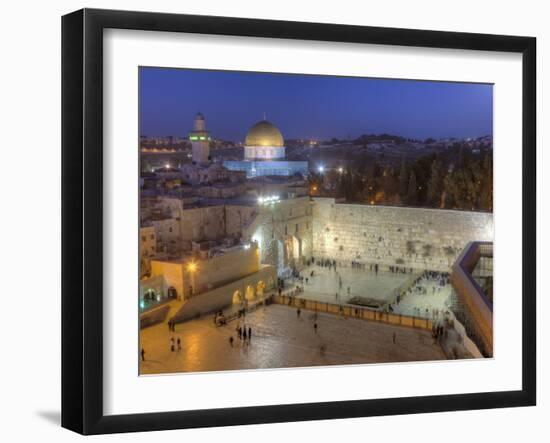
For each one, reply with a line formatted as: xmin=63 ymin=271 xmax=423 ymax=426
xmin=290 ymin=264 xmax=412 ymax=305
xmin=140 ymin=303 xmax=446 ymax=375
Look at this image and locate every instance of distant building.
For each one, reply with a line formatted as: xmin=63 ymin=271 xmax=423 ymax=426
xmin=179 ymin=113 xmax=246 ymax=185
xmin=224 ymin=118 xmax=308 ymax=178
xmin=189 ymin=112 xmax=211 ymax=165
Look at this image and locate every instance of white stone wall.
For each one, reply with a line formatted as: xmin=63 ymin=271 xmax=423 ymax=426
xmin=312 ymin=198 xmax=493 ymax=272
xmin=247 ymin=197 xmax=314 ymax=268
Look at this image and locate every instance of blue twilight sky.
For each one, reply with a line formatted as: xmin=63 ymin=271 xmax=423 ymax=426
xmin=139 ymin=67 xmax=493 ymax=142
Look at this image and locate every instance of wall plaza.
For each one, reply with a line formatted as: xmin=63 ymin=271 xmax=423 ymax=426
xmin=139 ymin=112 xmax=494 ymax=372
xmin=140 ymin=191 xmax=493 ymax=346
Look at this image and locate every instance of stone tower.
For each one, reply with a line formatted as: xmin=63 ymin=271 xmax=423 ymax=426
xmin=189 ymin=112 xmax=211 ymax=165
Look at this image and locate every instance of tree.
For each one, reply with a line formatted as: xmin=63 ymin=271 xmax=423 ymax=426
xmin=406 ymin=171 xmax=418 ymax=206
xmin=479 ymin=153 xmax=493 ymax=210
xmin=398 ymin=157 xmax=408 ymax=199
xmin=444 ymin=161 xmax=483 ymax=210
xmin=426 ymin=158 xmax=444 ymax=207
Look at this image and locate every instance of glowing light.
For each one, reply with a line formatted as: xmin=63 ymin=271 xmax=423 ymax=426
xmin=318 ymin=165 xmax=325 ymax=173
xmin=188 ymin=262 xmax=196 ymax=272
xmin=252 ymin=232 xmax=262 ymax=246
xmin=258 ymin=195 xmax=280 ymax=205
xmin=338 ymin=167 xmax=344 ymax=173
xmin=165 ymin=163 xmax=170 ymax=169
xmin=139 ymin=300 xmax=145 ymax=309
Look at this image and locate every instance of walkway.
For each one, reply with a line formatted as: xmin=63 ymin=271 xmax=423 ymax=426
xmin=139 ymin=304 xmax=446 ymax=375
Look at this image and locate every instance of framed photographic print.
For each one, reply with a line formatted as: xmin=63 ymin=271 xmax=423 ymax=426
xmin=61 ymin=8 xmax=536 ymax=435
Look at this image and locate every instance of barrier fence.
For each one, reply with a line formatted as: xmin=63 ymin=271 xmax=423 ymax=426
xmin=271 ymin=294 xmax=433 ymax=331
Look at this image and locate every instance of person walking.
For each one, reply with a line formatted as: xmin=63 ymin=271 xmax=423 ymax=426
xmin=248 ymin=326 xmax=252 ymax=341
xmin=140 ymin=348 xmax=145 ymax=361
xmin=297 ymin=307 xmax=301 ymax=318
xmin=177 ymin=337 xmax=181 ymax=351
xmin=243 ymin=328 xmax=248 ymax=342
xmin=170 ymin=337 xmax=175 ymax=352
xmin=229 ymin=336 xmax=234 ymax=347
xmin=392 ymin=331 xmax=397 ymax=344
xmin=313 ymin=322 xmax=318 ymax=334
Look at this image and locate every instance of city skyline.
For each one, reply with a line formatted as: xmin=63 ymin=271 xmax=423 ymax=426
xmin=139 ymin=67 xmax=493 ymax=142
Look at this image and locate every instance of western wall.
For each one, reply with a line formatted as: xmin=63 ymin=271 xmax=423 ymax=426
xmin=311 ymin=198 xmax=493 ymax=272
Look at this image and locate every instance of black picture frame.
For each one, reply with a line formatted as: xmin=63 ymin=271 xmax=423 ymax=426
xmin=62 ymin=8 xmax=536 ymax=435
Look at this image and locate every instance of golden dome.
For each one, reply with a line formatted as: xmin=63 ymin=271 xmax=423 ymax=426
xmin=245 ymin=120 xmax=284 ymax=147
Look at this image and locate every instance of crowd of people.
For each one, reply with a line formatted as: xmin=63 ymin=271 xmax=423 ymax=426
xmin=391 ymin=270 xmax=452 ymax=319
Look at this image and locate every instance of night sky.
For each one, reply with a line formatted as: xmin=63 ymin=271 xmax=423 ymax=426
xmin=139 ymin=67 xmax=493 ymax=142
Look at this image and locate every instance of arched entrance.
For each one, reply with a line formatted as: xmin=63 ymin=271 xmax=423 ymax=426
xmin=167 ymin=286 xmax=177 ymax=299
xmin=232 ymin=290 xmax=243 ymax=305
xmin=245 ymin=285 xmax=255 ymax=301
xmin=144 ymin=289 xmax=156 ymax=302
xmin=256 ymin=280 xmax=265 ymax=297
xmin=292 ymin=235 xmax=301 ymax=260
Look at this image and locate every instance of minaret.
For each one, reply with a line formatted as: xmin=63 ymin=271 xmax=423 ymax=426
xmin=189 ymin=112 xmax=211 ymax=165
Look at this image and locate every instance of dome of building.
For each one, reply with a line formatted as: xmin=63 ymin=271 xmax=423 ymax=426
xmin=245 ymin=120 xmax=284 ymax=147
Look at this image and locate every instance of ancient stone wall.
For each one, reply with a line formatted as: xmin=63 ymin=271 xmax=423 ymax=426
xmin=246 ymin=197 xmax=314 ymax=268
xmin=312 ymin=198 xmax=493 ymax=272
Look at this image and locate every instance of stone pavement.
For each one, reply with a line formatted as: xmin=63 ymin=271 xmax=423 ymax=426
xmin=287 ymin=265 xmax=411 ymax=305
xmin=139 ymin=304 xmax=446 ymax=375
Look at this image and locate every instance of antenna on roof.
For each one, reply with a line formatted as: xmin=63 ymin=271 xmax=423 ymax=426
xmin=263 ymin=111 xmax=267 ymax=121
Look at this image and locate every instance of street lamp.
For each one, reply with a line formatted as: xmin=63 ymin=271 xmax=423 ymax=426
xmin=188 ymin=261 xmax=197 ymax=297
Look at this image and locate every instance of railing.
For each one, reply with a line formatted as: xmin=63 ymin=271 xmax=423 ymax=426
xmin=271 ymin=294 xmax=433 ymax=331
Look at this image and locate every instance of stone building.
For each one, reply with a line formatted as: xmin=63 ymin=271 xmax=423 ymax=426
xmin=148 ymin=217 xmax=181 ymax=255
xmin=139 ymin=226 xmax=156 ymax=278
xmin=147 ymin=242 xmax=277 ymax=320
